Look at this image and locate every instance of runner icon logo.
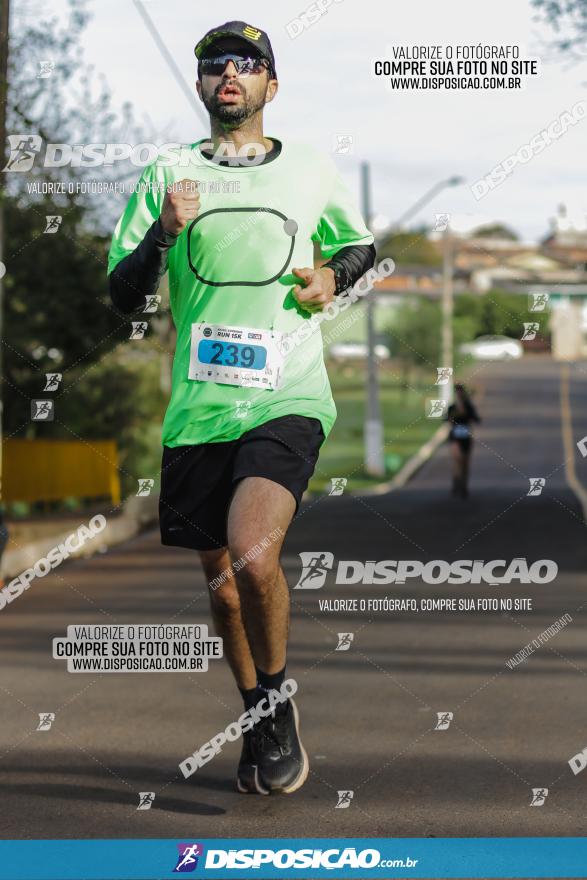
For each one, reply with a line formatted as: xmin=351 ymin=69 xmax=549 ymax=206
xmin=335 ymin=790 xmax=354 ymax=809
xmin=527 ymin=478 xmax=546 ymax=496
xmin=294 ymin=552 xmax=334 ymax=589
xmin=31 ymin=400 xmax=54 ymax=421
xmin=436 ymin=367 xmax=453 ymax=385
xmin=36 ymin=713 xmax=55 ymax=731
xmin=336 ymin=632 xmax=354 ymax=651
xmin=43 ymin=373 xmax=62 ymax=392
xmin=173 ymin=843 xmax=204 ymax=873
xmin=333 ymin=134 xmax=354 ymax=154
xmin=130 ymin=321 xmax=148 ymax=340
xmin=530 ymin=788 xmax=548 ymax=806
xmin=435 ymin=711 xmax=453 ymax=731
xmin=434 ymin=213 xmax=450 ymax=231
xmin=427 ymin=398 xmax=447 ymax=418
xmin=234 ymin=400 xmax=252 ymax=419
xmin=137 ymin=792 xmax=155 ymax=810
xmin=328 ymin=477 xmax=347 ymax=496
xmin=529 ymin=292 xmax=549 ymax=312
xmin=44 ymin=215 xmax=62 ymax=233
xmin=37 ymin=61 xmax=55 ymax=79
xmin=521 ymin=322 xmax=539 ymax=341
xmin=143 ymin=294 xmax=161 ymax=313
xmin=3 ymin=134 xmax=42 ymax=172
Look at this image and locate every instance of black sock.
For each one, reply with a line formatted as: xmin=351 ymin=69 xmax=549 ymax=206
xmin=256 ymin=666 xmax=286 ymax=695
xmin=239 ymin=686 xmax=262 ymax=712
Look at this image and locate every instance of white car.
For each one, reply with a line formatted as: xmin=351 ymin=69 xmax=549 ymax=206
xmin=459 ymin=335 xmax=523 ymax=361
xmin=329 ymin=342 xmax=391 ymax=360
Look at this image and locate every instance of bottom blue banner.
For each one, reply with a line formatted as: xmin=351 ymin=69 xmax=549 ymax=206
xmin=0 ymin=837 xmax=585 ymax=879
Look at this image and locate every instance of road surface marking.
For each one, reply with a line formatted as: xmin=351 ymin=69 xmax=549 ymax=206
xmin=560 ymin=363 xmax=587 ymax=521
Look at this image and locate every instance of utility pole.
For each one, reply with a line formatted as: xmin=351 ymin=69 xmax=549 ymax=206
xmin=441 ymin=222 xmax=454 ymax=406
xmin=361 ymin=161 xmax=385 ymax=477
xmin=0 ymin=0 xmax=10 ymax=497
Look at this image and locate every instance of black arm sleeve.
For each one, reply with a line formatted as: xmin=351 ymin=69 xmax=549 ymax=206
xmin=323 ymin=242 xmax=377 ymax=294
xmin=108 ymin=219 xmax=178 ymax=314
xmin=469 ymin=402 xmax=482 ymax=423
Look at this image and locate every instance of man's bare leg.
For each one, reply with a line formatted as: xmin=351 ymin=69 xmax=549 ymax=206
xmin=226 ymin=477 xmax=295 ymax=674
xmin=199 ymin=546 xmax=270 ymax=794
xmin=451 ymin=442 xmax=464 ymax=495
xmin=199 ymin=547 xmax=257 ymax=690
xmin=226 ymin=476 xmax=308 ymax=794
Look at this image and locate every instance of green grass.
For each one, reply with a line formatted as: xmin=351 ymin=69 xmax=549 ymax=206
xmin=308 ymin=363 xmax=439 ymax=493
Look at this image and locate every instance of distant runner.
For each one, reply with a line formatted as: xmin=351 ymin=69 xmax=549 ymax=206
xmin=446 ymin=383 xmax=481 ymax=498
xmin=108 ymin=21 xmax=375 ymax=794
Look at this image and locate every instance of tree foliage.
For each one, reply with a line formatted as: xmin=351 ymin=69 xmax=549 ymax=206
xmin=376 ymin=230 xmax=443 ymax=267
xmin=531 ymin=0 xmax=587 ymax=58
xmin=386 ymin=290 xmax=536 ymax=373
xmin=3 ymin=1 xmax=156 ymax=453
xmin=471 ymin=223 xmax=520 ymax=241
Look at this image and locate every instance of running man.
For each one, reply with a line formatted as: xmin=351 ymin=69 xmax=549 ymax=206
xmin=108 ymin=21 xmax=375 ymax=795
xmin=446 ymin=383 xmax=481 ymax=498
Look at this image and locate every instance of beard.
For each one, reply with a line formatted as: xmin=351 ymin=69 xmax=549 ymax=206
xmin=202 ymin=81 xmax=266 ymax=126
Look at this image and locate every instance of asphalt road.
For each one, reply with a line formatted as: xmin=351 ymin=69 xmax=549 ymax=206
xmin=2 ymin=356 xmax=587 ymax=851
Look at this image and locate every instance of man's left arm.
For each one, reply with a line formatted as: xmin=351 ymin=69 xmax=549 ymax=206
xmin=292 ymin=163 xmax=376 ymax=312
xmin=322 ymin=242 xmax=377 ymax=293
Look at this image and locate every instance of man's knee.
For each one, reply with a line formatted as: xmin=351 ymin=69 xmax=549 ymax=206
xmin=199 ymin=547 xmax=230 ymax=583
xmin=229 ymin=539 xmax=279 ymax=591
xmin=210 ymin=580 xmax=242 ymax=618
xmin=230 ymin=546 xmax=280 ymax=597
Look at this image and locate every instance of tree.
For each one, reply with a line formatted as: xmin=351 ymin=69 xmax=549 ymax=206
xmin=385 ymin=299 xmax=475 ymax=386
xmin=3 ymin=195 xmax=130 ymax=435
xmin=471 ymin=223 xmax=520 ymax=241
xmin=531 ymin=0 xmax=587 ymax=59
xmin=3 ymin=1 xmax=166 ymax=463
xmin=7 ymin=1 xmax=144 ymax=232
xmin=454 ymin=290 xmax=543 ymax=340
xmin=376 ymin=230 xmax=443 ymax=267
xmin=386 ymin=289 xmax=536 ymax=385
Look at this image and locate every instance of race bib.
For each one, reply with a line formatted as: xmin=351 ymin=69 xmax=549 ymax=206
xmin=453 ymin=423 xmax=470 ymax=439
xmin=189 ymin=323 xmax=284 ymax=390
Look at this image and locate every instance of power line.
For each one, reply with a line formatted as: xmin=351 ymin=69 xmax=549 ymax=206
xmin=132 ymin=0 xmax=208 ymax=127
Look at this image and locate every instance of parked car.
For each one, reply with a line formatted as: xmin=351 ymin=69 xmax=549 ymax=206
xmin=329 ymin=342 xmax=391 ymax=360
xmin=459 ymin=335 xmax=523 ymax=361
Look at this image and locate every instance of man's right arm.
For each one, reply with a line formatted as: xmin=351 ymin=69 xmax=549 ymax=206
xmin=108 ymin=219 xmax=178 ymax=314
xmin=108 ymin=178 xmax=200 ymax=314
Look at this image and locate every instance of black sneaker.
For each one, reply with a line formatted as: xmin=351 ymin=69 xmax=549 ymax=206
xmin=236 ymin=729 xmax=269 ymax=795
xmin=251 ymin=698 xmax=309 ymax=794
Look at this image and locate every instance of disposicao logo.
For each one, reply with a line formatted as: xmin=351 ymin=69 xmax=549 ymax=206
xmin=173 ymin=843 xmax=204 ymax=873
xmin=294 ymin=556 xmax=558 ymax=588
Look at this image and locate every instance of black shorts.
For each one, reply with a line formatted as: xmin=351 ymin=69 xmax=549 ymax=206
xmin=159 ymin=415 xmax=325 ymax=551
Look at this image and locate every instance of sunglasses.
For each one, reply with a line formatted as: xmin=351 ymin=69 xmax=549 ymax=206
xmin=200 ymin=53 xmax=271 ymax=78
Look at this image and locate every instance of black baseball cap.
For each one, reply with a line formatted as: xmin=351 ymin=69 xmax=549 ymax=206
xmin=194 ymin=21 xmax=277 ymax=77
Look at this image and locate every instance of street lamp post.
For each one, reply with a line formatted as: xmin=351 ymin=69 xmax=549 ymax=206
xmin=359 ymin=170 xmax=464 ymax=477
xmin=394 ymin=176 xmax=464 ymax=230
xmin=361 ymin=162 xmax=385 ymax=477
xmin=393 ymin=177 xmax=464 ymax=408
xmin=441 ymin=223 xmax=454 ymax=406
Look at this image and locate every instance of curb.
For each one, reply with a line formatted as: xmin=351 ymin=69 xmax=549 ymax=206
xmin=353 ymin=423 xmax=450 ymax=496
xmin=3 ymin=424 xmax=450 ymax=576
xmin=2 ymin=494 xmax=159 ymax=580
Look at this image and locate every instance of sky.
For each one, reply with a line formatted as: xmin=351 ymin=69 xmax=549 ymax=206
xmin=17 ymin=0 xmax=587 ymax=242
